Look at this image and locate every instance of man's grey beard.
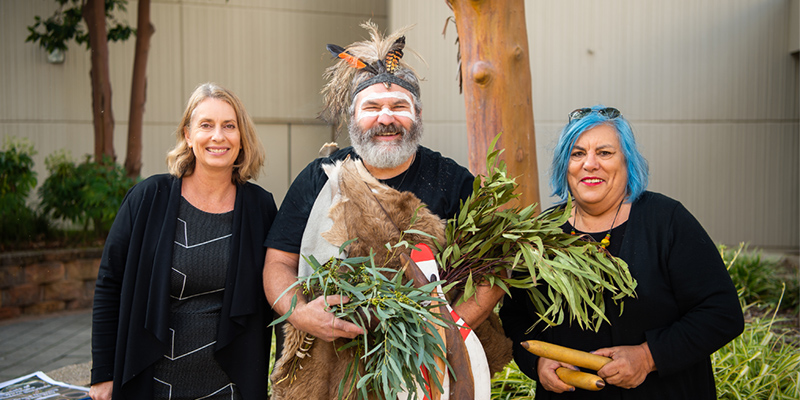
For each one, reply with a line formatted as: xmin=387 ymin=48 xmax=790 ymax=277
xmin=349 ymin=115 xmax=423 ymax=169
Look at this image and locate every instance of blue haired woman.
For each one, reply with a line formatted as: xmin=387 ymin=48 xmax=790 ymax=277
xmin=500 ymin=106 xmax=743 ymax=399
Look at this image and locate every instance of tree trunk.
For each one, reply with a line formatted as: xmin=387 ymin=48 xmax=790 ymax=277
xmin=447 ymin=0 xmax=540 ymax=210
xmin=124 ymin=0 xmax=154 ymax=178
xmin=83 ymin=0 xmax=115 ymax=164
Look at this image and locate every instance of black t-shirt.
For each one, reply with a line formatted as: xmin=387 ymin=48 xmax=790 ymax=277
xmin=265 ymin=146 xmax=475 ymax=254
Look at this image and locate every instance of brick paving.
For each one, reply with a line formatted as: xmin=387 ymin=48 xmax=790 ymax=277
xmin=0 ymin=309 xmax=91 ymax=385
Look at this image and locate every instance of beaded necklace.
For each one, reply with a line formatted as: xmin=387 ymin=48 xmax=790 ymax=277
xmin=571 ymin=199 xmax=624 ymax=249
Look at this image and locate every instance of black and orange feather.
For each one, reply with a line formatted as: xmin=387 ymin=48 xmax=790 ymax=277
xmin=383 ymin=36 xmax=406 ymax=74
xmin=326 ymin=44 xmax=379 ymax=75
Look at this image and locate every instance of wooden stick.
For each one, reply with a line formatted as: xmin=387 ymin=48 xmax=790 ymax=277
xmin=520 ymin=340 xmax=611 ymax=371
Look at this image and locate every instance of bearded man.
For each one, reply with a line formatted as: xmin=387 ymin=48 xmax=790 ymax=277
xmin=262 ymin=23 xmax=507 ymax=381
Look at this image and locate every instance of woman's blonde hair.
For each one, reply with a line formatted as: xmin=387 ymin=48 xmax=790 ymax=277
xmin=166 ymin=82 xmax=265 ymax=184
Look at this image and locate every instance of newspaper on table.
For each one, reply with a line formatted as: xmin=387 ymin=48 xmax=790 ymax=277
xmin=0 ymin=371 xmax=89 ymax=400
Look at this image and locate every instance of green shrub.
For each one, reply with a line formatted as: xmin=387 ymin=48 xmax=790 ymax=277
xmin=724 ymin=245 xmax=799 ymax=312
xmin=490 ymin=360 xmax=536 ymax=399
xmin=0 ymin=138 xmax=50 ymax=244
xmin=39 ymin=151 xmax=136 ymax=238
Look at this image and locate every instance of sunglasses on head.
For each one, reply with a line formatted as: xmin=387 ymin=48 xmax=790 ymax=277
xmin=568 ymin=107 xmax=622 ymax=122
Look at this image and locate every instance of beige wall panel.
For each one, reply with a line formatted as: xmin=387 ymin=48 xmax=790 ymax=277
xmin=174 ymin=0 xmax=386 ymax=14
xmin=388 ymin=3 xmax=467 ymax=123
xmin=139 ymin=124 xmax=179 ymax=178
xmin=1 ymin=0 xmax=93 ymax=122
xmin=179 ymin=4 xmax=387 ymax=122
xmin=417 ymin=122 xmax=469 ymax=167
xmin=523 ymin=0 xmax=798 ymax=123
xmin=289 ymin=125 xmax=334 ymax=183
xmin=640 ymin=122 xmax=799 ymax=250
xmin=254 ymin=124 xmax=290 ymax=205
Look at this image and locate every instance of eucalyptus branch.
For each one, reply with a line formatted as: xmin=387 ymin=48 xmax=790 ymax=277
xmin=280 ymin=237 xmax=452 ymax=400
xmin=436 ymin=134 xmax=637 ymax=331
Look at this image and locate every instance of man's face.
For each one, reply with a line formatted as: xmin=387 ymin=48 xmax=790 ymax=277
xmin=350 ymin=83 xmax=422 ymax=169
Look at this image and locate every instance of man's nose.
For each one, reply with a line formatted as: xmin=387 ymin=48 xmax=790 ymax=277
xmin=376 ymin=108 xmax=396 ymax=125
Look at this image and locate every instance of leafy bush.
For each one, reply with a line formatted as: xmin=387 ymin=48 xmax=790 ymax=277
xmin=39 ymin=151 xmax=135 ymax=238
xmin=724 ymin=245 xmax=799 ymax=312
xmin=0 ymin=138 xmax=50 ymax=244
xmin=490 ymin=360 xmax=536 ymax=399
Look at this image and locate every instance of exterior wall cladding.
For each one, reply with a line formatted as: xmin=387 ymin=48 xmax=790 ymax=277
xmin=0 ymin=0 xmax=797 ymax=253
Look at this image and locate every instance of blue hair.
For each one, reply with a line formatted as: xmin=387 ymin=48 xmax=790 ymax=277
xmin=549 ymin=106 xmax=649 ymax=203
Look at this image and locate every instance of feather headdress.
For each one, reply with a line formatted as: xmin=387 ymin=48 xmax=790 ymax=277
xmin=320 ymin=21 xmax=421 ymax=130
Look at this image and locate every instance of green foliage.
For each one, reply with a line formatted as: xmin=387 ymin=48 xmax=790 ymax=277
xmin=0 ymin=138 xmax=50 ymax=244
xmin=723 ymin=244 xmax=799 ymax=312
xmin=437 ymin=134 xmax=637 ymax=332
xmin=39 ymin=151 xmax=135 ymax=237
xmin=713 ymin=299 xmax=799 ymax=400
xmin=276 ymin=246 xmax=451 ymax=400
xmin=26 ymin=0 xmax=135 ymax=53
xmin=0 ymin=137 xmax=37 ymax=214
xmin=490 ymin=360 xmax=536 ymax=400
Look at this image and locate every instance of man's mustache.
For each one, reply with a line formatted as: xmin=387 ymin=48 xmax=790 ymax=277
xmin=364 ymin=123 xmax=406 ymax=136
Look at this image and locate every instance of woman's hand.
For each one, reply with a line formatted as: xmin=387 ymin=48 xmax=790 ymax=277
xmin=88 ymin=380 xmax=113 ymax=400
xmin=537 ymin=356 xmax=578 ymax=393
xmin=594 ymin=342 xmax=656 ymax=389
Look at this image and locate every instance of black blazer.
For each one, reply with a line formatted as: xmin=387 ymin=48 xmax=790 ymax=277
xmin=91 ymin=174 xmax=277 ymax=399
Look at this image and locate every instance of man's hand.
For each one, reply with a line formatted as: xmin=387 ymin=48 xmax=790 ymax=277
xmin=263 ymin=248 xmax=363 ymax=341
xmin=452 ymin=281 xmax=506 ymax=327
xmin=537 ymin=357 xmax=577 ymax=393
xmin=594 ymin=342 xmax=656 ymax=389
xmin=88 ymin=380 xmax=113 ymax=400
xmin=290 ymin=294 xmax=364 ymax=342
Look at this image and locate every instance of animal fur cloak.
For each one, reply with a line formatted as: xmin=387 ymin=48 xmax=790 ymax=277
xmin=270 ymin=158 xmax=511 ymax=400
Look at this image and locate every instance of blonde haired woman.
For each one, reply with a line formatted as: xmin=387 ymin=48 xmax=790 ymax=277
xmin=90 ymin=83 xmax=277 ymax=399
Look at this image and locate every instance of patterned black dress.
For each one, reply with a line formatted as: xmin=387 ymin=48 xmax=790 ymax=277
xmin=153 ymin=197 xmax=242 ymax=400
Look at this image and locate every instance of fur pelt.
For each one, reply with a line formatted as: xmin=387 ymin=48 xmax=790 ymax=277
xmin=270 ymin=158 xmax=512 ymax=399
xmin=322 ymin=157 xmax=445 ymax=267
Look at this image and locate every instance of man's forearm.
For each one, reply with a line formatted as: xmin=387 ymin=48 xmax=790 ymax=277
xmin=263 ymin=248 xmax=304 ymax=316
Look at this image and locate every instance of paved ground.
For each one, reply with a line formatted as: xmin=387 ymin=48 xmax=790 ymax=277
xmin=0 ymin=309 xmax=92 ymax=386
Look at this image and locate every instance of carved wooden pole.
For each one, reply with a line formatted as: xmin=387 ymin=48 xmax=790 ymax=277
xmin=447 ymin=0 xmax=540 ymax=210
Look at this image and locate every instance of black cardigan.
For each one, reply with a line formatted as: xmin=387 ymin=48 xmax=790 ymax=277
xmin=500 ymin=191 xmax=744 ymax=399
xmin=91 ymin=174 xmax=277 ymax=399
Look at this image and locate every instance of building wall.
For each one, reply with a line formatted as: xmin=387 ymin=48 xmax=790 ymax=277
xmin=1 ymin=0 xmax=797 ymax=251
xmin=0 ymin=0 xmax=386 ymax=205
xmin=389 ymin=0 xmax=799 ymax=251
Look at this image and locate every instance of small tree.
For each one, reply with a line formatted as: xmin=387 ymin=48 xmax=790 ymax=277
xmin=27 ymin=0 xmax=153 ymax=179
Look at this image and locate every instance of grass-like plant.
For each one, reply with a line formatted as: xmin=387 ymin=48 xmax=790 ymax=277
xmin=713 ymin=297 xmax=799 ymax=400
